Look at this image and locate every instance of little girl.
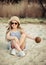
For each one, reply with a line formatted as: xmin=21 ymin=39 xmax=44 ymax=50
xmin=6 ymin=16 xmax=35 ymax=57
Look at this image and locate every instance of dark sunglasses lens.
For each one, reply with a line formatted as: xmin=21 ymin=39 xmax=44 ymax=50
xmin=15 ymin=23 xmax=18 ymax=24
xmin=11 ymin=22 xmax=14 ymax=24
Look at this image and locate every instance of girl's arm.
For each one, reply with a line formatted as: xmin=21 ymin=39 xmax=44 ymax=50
xmin=26 ymin=34 xmax=35 ymax=40
xmin=20 ymin=29 xmax=35 ymax=40
xmin=6 ymin=31 xmax=17 ymax=40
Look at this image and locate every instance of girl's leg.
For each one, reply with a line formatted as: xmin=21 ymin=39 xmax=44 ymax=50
xmin=11 ymin=39 xmax=25 ymax=56
xmin=11 ymin=40 xmax=22 ymax=51
xmin=19 ymin=33 xmax=26 ymax=50
xmin=20 ymin=42 xmax=26 ymax=50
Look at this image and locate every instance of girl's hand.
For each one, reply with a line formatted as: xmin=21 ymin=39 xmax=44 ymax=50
xmin=14 ymin=37 xmax=19 ymax=43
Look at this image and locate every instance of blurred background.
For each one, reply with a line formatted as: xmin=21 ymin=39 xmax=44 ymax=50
xmin=0 ymin=0 xmax=46 ymax=18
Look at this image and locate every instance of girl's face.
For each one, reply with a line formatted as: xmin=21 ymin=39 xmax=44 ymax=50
xmin=10 ymin=20 xmax=18 ymax=29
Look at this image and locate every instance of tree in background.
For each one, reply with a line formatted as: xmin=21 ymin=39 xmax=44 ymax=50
xmin=38 ymin=0 xmax=46 ymax=17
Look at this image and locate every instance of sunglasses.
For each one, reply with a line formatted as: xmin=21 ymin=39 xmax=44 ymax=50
xmin=10 ymin=22 xmax=18 ymax=25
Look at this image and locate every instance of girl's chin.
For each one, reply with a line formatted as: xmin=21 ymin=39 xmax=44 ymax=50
xmin=12 ymin=27 xmax=17 ymax=29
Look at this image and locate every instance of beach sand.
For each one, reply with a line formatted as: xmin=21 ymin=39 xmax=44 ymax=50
xmin=0 ymin=23 xmax=46 ymax=65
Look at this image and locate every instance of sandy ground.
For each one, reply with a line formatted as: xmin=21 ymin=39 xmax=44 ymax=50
xmin=0 ymin=23 xmax=46 ymax=65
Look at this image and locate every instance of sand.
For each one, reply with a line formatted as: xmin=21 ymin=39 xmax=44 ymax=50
xmin=0 ymin=23 xmax=46 ymax=65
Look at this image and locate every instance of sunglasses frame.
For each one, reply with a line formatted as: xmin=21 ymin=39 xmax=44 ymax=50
xmin=10 ymin=22 xmax=18 ymax=25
